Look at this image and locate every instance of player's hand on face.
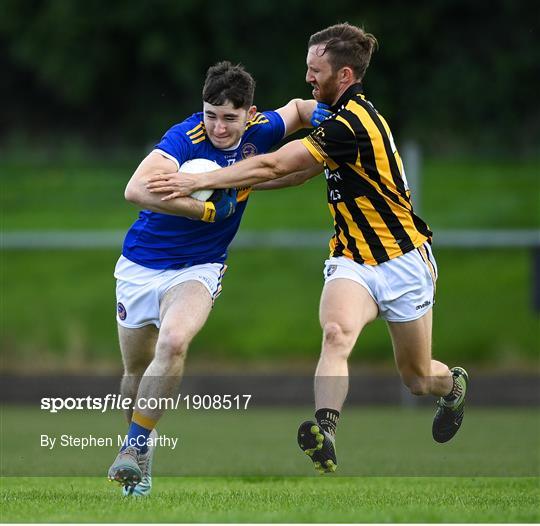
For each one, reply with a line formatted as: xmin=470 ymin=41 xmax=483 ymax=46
xmin=310 ymin=102 xmax=332 ymax=127
xmin=146 ymin=172 xmax=200 ymax=200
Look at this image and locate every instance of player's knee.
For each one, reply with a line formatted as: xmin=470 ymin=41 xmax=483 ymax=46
xmin=322 ymin=322 xmax=354 ymax=357
xmin=124 ymin=357 xmax=151 ymax=376
xmin=156 ymin=330 xmax=190 ymax=363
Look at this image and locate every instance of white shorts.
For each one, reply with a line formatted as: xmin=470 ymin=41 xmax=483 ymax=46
xmin=323 ymin=243 xmax=438 ymax=322
xmin=114 ymin=256 xmax=226 ymax=328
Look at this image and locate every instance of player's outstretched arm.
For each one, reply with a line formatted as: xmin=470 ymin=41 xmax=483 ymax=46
xmin=125 ymin=151 xmax=206 ymax=219
xmin=146 ymin=140 xmax=323 ymax=200
xmin=276 ymin=99 xmax=317 ymax=136
xmin=253 ymin=165 xmax=322 ymax=191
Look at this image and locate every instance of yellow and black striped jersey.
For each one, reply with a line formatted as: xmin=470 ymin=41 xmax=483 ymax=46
xmin=301 ymin=83 xmax=432 ymax=265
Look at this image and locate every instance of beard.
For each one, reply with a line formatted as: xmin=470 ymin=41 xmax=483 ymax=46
xmin=312 ymin=76 xmax=340 ymax=106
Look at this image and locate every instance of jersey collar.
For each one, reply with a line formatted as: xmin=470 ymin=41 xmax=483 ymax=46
xmin=331 ymin=83 xmax=363 ymax=112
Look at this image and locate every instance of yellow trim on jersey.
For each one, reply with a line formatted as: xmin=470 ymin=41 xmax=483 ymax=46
xmin=252 ymin=113 xmax=268 ymax=122
xmin=245 ymin=113 xmax=269 ymax=130
xmin=301 ymin=136 xmax=326 ymax=163
xmin=189 ymin=129 xmax=205 ymax=140
xmin=185 ymin=122 xmax=207 ymax=144
xmin=236 ymin=187 xmax=252 ymax=202
xmin=186 ymin=123 xmax=203 ymax=136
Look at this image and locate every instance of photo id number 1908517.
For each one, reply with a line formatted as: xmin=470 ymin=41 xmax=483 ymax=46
xmin=181 ymin=394 xmax=252 ymax=410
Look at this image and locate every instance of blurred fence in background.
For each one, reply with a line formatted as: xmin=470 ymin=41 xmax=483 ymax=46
xmin=3 ymin=228 xmax=540 ymax=250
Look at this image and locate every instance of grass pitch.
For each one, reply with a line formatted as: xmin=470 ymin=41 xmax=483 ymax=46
xmin=1 ymin=476 xmax=538 ymax=523
xmin=1 ymin=407 xmax=539 ymax=522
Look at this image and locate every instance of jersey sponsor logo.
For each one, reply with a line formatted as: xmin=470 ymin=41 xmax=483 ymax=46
xmin=241 ymin=143 xmax=257 ymax=158
xmin=117 ymin=302 xmax=127 ymax=321
xmin=224 ymin=153 xmax=237 ymax=166
xmin=328 ymin=189 xmax=342 ymax=201
xmin=415 ymin=300 xmax=431 ymax=311
xmin=324 ymin=168 xmax=342 ymax=182
xmin=326 ymin=264 xmax=338 ymax=277
xmin=312 ymin=127 xmax=326 ymax=148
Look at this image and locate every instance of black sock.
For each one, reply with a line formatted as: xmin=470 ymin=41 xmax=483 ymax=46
xmin=315 ymin=408 xmax=340 ymax=437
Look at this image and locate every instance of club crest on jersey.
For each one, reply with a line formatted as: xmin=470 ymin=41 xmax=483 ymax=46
xmin=326 ymin=265 xmax=337 ymax=277
xmin=241 ymin=143 xmax=257 ymax=158
xmin=117 ymin=302 xmax=127 ymax=321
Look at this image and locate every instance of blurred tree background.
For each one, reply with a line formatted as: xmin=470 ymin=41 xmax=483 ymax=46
xmin=1 ymin=0 xmax=538 ymax=155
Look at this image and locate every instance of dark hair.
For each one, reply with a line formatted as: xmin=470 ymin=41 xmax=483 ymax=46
xmin=202 ymin=61 xmax=256 ymax=109
xmin=308 ymin=23 xmax=378 ymax=81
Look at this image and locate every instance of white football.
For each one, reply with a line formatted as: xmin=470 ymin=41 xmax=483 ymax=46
xmin=180 ymin=158 xmax=220 ymax=201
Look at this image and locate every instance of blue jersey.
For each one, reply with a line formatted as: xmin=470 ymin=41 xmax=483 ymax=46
xmin=122 ymin=111 xmax=285 ymax=269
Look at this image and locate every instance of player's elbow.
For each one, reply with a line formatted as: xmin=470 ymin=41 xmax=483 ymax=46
xmin=124 ymin=182 xmax=144 ymax=206
xmin=124 ymin=184 xmax=137 ymax=204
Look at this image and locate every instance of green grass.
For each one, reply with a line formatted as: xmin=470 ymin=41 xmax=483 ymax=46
xmin=1 ymin=476 xmax=538 ymax=523
xmin=1 ymin=247 xmax=538 ymax=368
xmin=1 ymin=406 xmax=539 ymax=522
xmin=1 ymin=158 xmax=539 ymax=230
xmin=419 ymin=158 xmax=540 ymax=229
xmin=2 ymin=407 xmax=538 ymax=477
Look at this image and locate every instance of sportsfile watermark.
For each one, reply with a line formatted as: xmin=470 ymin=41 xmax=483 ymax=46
xmin=1 ymin=374 xmax=539 ymax=477
xmin=40 ymin=393 xmax=252 ymax=413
